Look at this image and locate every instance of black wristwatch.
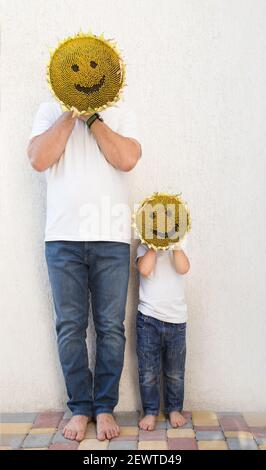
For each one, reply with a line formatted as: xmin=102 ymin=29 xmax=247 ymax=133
xmin=86 ymin=113 xmax=103 ymax=129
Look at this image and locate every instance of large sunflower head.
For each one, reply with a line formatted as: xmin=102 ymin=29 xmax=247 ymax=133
xmin=133 ymin=192 xmax=191 ymax=250
xmin=46 ymin=31 xmax=126 ymax=115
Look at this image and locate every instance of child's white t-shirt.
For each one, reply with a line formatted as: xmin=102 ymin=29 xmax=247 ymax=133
xmin=136 ymin=243 xmax=188 ymax=324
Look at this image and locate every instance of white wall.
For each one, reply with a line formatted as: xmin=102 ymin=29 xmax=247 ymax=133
xmin=1 ymin=0 xmax=266 ymax=412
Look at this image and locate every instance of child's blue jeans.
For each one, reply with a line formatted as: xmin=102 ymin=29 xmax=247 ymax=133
xmin=136 ymin=311 xmax=186 ymax=415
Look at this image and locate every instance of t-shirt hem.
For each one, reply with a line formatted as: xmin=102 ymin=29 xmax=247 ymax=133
xmin=138 ymin=305 xmax=187 ymax=324
xmin=44 ymin=234 xmax=131 ymax=244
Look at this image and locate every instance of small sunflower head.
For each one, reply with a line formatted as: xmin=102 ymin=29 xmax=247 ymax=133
xmin=133 ymin=192 xmax=191 ymax=250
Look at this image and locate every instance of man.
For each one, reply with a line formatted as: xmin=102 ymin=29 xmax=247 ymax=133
xmin=27 ymin=100 xmax=141 ymax=441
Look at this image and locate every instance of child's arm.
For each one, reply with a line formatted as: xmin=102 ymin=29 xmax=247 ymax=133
xmin=173 ymin=249 xmax=190 ymax=275
xmin=137 ymin=249 xmax=156 ymax=277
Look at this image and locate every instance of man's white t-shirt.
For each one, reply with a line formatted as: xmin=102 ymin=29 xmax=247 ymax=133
xmin=136 ymin=243 xmax=188 ymax=324
xmin=29 ymin=100 xmax=140 ymax=243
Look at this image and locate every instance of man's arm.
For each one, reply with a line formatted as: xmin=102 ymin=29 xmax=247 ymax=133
xmin=137 ymin=249 xmax=156 ymax=277
xmin=89 ymin=118 xmax=142 ymax=172
xmin=27 ymin=112 xmax=77 ymax=172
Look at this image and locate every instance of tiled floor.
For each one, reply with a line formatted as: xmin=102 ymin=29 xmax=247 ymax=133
xmin=0 ymin=411 xmax=266 ymax=450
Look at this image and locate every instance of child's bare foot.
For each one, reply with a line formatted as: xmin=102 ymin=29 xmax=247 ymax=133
xmin=63 ymin=415 xmax=91 ymax=441
xmin=139 ymin=415 xmax=156 ymax=431
xmin=96 ymin=413 xmax=120 ymax=441
xmin=169 ymin=411 xmax=187 ymax=428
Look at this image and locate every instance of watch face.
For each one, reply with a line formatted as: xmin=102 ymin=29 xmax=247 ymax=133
xmin=47 ymin=32 xmax=126 ymax=115
xmin=133 ymin=192 xmax=191 ymax=250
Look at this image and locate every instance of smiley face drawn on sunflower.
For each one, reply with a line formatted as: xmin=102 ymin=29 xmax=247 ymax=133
xmin=133 ymin=193 xmax=191 ymax=250
xmin=47 ymin=32 xmax=126 ymax=115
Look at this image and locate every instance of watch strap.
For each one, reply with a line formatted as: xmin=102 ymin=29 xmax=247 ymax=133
xmin=86 ymin=113 xmax=103 ymax=129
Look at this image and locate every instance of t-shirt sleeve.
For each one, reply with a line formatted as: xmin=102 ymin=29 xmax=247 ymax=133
xmin=169 ymin=236 xmax=189 ymax=252
xmin=136 ymin=243 xmax=148 ymax=261
xmin=117 ymin=107 xmax=141 ymax=142
xmin=179 ymin=236 xmax=188 ymax=251
xmin=29 ymin=102 xmax=57 ymax=140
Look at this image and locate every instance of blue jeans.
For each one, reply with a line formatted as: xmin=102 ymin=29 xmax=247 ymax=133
xmin=136 ymin=311 xmax=186 ymax=415
xmin=45 ymin=241 xmax=130 ymax=417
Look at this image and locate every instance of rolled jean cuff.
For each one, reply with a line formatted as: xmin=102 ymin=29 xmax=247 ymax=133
xmin=143 ymin=410 xmax=160 ymax=416
xmin=94 ymin=407 xmax=114 ymax=417
xmin=165 ymin=407 xmax=183 ymax=414
xmin=71 ymin=408 xmax=93 ymax=417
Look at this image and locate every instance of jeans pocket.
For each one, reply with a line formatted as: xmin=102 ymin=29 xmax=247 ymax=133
xmin=177 ymin=322 xmax=186 ymax=332
xmin=137 ymin=312 xmax=147 ymax=329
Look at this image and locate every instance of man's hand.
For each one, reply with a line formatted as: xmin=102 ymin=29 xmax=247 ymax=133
xmin=77 ymin=113 xmax=94 ymax=122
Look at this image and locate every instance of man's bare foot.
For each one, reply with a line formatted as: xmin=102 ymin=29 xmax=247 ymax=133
xmin=139 ymin=415 xmax=156 ymax=431
xmin=169 ymin=411 xmax=187 ymax=428
xmin=96 ymin=413 xmax=120 ymax=441
xmin=63 ymin=415 xmax=91 ymax=441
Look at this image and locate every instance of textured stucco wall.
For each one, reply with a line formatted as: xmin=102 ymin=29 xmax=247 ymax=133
xmin=1 ymin=0 xmax=266 ymax=412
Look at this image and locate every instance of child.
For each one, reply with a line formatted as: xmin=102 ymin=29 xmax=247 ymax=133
xmin=136 ymin=240 xmax=190 ymax=430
